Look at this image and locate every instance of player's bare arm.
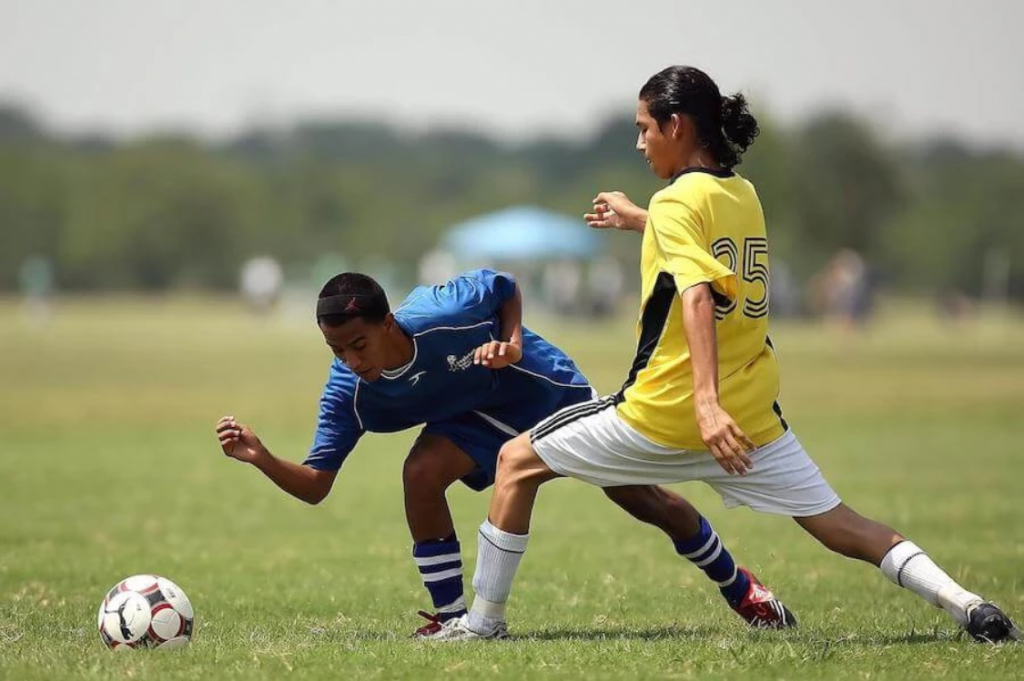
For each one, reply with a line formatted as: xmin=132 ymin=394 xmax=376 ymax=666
xmin=680 ymin=284 xmax=755 ymax=475
xmin=215 ymin=415 xmax=337 ymax=505
xmin=584 ymin=191 xmax=648 ymax=233
xmin=474 ymin=281 xmax=523 ymax=369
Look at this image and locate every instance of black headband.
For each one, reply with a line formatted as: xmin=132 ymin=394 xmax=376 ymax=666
xmin=316 ymin=294 xmax=375 ymax=319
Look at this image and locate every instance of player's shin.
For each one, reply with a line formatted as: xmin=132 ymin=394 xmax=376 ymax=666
xmin=468 ymin=519 xmax=529 ymax=633
xmin=674 ymin=515 xmax=750 ymax=606
xmin=413 ymin=534 xmax=467 ymax=621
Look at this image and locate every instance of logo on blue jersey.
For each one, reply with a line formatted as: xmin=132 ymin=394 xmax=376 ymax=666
xmin=447 ymin=351 xmax=475 ymax=373
xmin=408 ymin=370 xmax=427 ymax=386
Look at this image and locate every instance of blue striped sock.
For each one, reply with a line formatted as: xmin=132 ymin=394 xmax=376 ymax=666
xmin=413 ymin=536 xmax=466 ymax=621
xmin=673 ymin=516 xmax=750 ymax=607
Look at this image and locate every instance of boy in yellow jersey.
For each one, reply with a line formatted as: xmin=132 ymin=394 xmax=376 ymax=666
xmin=435 ymin=66 xmax=1019 ymax=644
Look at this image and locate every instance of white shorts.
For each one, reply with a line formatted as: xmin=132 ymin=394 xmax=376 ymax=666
xmin=531 ymin=397 xmax=841 ymax=517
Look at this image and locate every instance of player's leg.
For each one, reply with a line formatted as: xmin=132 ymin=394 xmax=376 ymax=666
xmin=795 ymin=503 xmax=1019 ymax=642
xmin=602 ymin=485 xmax=794 ymax=627
xmin=461 ymin=431 xmax=559 ymax=638
xmin=431 ymin=431 xmax=560 ymax=640
xmin=402 ymin=432 xmax=477 ymax=634
xmin=602 ymin=485 xmax=701 ymax=538
xmin=707 ymin=430 xmax=1018 ymax=642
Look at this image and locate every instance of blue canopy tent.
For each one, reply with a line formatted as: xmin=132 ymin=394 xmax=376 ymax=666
xmin=433 ymin=205 xmax=619 ymax=317
xmin=440 ymin=206 xmax=602 ymax=260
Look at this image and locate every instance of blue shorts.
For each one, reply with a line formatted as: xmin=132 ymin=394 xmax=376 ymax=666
xmin=423 ymin=391 xmax=592 ymax=491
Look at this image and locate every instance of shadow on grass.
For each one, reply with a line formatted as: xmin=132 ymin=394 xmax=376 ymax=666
xmin=512 ymin=624 xmax=721 ymax=642
xmin=302 ymin=624 xmax=967 ymax=647
xmin=320 ymin=625 xmax=718 ymax=644
xmin=510 ymin=627 xmax=963 ymax=646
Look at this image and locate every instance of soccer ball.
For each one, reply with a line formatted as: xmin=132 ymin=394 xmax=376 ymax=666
xmin=97 ymin=575 xmax=194 ymax=650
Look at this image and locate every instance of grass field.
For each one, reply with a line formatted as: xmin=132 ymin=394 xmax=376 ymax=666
xmin=1 ymin=297 xmax=1023 ymax=680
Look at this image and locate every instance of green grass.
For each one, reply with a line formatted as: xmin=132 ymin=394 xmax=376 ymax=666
xmin=1 ymin=297 xmax=1023 ymax=679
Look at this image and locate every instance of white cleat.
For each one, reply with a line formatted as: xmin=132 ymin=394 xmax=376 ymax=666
xmin=428 ymin=614 xmax=509 ymax=642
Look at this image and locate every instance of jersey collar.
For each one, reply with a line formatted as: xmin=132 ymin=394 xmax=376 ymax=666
xmin=670 ymin=167 xmax=735 ymax=183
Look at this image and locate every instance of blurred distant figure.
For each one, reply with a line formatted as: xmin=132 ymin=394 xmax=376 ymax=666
xmin=769 ymin=259 xmax=802 ymax=319
xmin=586 ymin=256 xmax=624 ymax=317
xmin=936 ymin=288 xmax=977 ymax=325
xmin=542 ymin=260 xmax=582 ymax=315
xmin=240 ymin=256 xmax=283 ymax=315
xmin=811 ymin=249 xmax=874 ymax=330
xmin=18 ymin=255 xmax=54 ymax=327
xmin=418 ymin=249 xmax=458 ymax=286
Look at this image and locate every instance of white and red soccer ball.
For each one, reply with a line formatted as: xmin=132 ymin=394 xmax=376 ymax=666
xmin=97 ymin=575 xmax=194 ymax=650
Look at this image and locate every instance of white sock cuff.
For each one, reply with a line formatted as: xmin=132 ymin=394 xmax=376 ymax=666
xmin=880 ymin=540 xmax=925 ymax=586
xmin=479 ymin=520 xmax=529 ymax=554
xmin=470 ymin=596 xmax=506 ymax=621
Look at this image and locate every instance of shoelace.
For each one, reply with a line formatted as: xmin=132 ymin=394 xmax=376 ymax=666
xmin=417 ymin=610 xmax=441 ymax=626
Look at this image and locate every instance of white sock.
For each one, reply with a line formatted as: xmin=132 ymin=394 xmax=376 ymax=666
xmin=468 ymin=519 xmax=529 ymax=632
xmin=880 ymin=540 xmax=981 ymax=625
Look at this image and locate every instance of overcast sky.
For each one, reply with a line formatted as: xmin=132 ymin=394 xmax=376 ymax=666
xmin=2 ymin=0 xmax=1022 ymax=146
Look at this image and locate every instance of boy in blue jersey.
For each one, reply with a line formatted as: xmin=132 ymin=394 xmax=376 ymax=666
xmin=215 ymin=269 xmax=794 ymax=636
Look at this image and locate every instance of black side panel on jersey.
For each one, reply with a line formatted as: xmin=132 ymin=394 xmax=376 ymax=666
xmin=615 ymin=272 xmax=676 ymax=402
xmin=765 ymin=334 xmax=789 ymax=431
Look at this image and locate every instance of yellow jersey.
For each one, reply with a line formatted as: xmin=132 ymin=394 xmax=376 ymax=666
xmin=615 ymin=168 xmax=787 ymax=450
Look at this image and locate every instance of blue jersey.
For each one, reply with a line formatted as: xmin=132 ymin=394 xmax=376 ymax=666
xmin=303 ymin=270 xmax=592 ymax=476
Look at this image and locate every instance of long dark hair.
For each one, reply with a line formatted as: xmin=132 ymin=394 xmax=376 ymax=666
xmin=639 ymin=66 xmax=759 ymax=169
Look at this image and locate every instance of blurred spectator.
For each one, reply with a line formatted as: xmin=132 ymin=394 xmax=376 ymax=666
xmin=810 ymin=249 xmax=875 ymax=330
xmin=586 ymin=256 xmax=625 ymax=317
xmin=543 ymin=260 xmax=583 ymax=316
xmin=240 ymin=256 xmax=283 ymax=315
xmin=769 ymin=259 xmax=802 ymax=319
xmin=936 ymin=289 xmax=977 ymax=325
xmin=418 ymin=250 xmax=458 ymax=286
xmin=18 ymin=255 xmax=54 ymax=327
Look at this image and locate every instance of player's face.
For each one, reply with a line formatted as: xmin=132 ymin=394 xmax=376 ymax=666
xmin=636 ymin=99 xmax=683 ymax=180
xmin=319 ymin=316 xmax=391 ymax=382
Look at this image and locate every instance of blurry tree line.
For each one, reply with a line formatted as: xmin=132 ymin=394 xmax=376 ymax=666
xmin=1 ymin=101 xmax=1022 ymax=300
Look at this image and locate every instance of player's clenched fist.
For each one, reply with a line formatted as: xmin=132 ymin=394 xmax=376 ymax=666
xmin=215 ymin=415 xmax=266 ymax=463
xmin=473 ymin=340 xmax=522 ymax=369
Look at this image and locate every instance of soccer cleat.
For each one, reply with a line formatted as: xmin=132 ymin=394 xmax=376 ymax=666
xmin=965 ymin=602 xmax=1021 ymax=644
xmin=411 ymin=610 xmax=445 ymax=639
xmin=731 ymin=567 xmax=797 ymax=629
xmin=411 ymin=610 xmax=469 ymax=639
xmin=427 ymin=613 xmax=509 ymax=641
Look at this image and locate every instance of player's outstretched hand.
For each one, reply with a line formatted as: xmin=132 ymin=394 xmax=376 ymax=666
xmin=585 ymin=191 xmax=645 ymax=233
xmin=473 ymin=340 xmax=522 ymax=369
xmin=695 ymin=401 xmax=756 ymax=475
xmin=215 ymin=415 xmax=266 ymax=464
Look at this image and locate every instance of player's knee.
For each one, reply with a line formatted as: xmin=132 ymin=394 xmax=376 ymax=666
xmin=402 ymin=450 xmax=455 ymax=496
xmin=495 ymin=436 xmax=538 ymax=485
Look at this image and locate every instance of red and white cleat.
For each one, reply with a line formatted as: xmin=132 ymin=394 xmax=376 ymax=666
xmin=412 ymin=610 xmax=471 ymax=639
xmin=428 ymin=614 xmax=509 ymax=642
xmin=731 ymin=567 xmax=797 ymax=629
xmin=412 ymin=611 xmax=445 ymax=639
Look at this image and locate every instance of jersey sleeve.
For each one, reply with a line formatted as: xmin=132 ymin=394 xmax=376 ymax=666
xmin=648 ymin=191 xmax=737 ymax=300
xmin=436 ymin=269 xmax=517 ymax=324
xmin=302 ymin=361 xmax=364 ymax=472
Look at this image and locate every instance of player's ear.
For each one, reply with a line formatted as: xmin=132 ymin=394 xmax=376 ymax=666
xmin=669 ymin=113 xmax=684 ymax=140
xmin=382 ymin=312 xmax=396 ymax=331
